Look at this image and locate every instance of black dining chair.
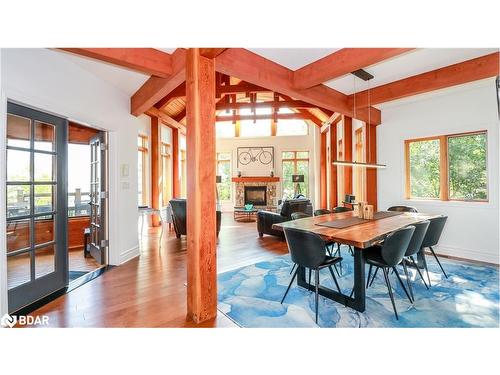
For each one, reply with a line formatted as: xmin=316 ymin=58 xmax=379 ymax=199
xmin=332 ymin=206 xmax=351 ymax=213
xmin=387 ymin=205 xmax=418 ymax=213
xmin=352 ymin=226 xmax=415 ymax=319
xmin=281 ymin=227 xmax=343 ymax=324
xmin=314 ymin=208 xmax=331 ymax=216
xmin=331 ymin=206 xmax=354 ymax=257
xmin=290 ymin=212 xmax=311 ymax=220
xmin=399 ymin=220 xmax=430 ymax=301
xmin=420 ymin=216 xmax=449 ymax=283
xmin=288 ymin=211 xmax=312 ymax=276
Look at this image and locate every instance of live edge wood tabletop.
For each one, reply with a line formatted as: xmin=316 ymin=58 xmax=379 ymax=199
xmin=272 ymin=211 xmax=441 ymax=249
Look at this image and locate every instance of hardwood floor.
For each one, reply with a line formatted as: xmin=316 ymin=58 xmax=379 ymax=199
xmin=26 ymin=213 xmax=288 ymax=327
xmin=8 ymin=248 xmax=100 ymax=290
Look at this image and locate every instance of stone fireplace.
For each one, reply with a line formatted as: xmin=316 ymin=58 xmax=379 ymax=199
xmin=232 ymin=176 xmax=279 ymax=210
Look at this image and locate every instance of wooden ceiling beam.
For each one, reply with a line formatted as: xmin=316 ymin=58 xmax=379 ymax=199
xmin=216 ymin=112 xmax=318 ymax=123
xmin=145 ymin=107 xmax=186 ymax=134
xmin=131 ymin=48 xmax=186 ymax=116
xmin=348 ymin=52 xmax=500 ymax=108
xmin=215 ymin=48 xmax=381 ymax=124
xmin=59 ymin=48 xmax=173 ymax=77
xmin=216 ymin=82 xmax=272 ymax=96
xmin=200 ymin=48 xmax=227 ymax=59
xmin=154 ymin=82 xmax=186 ymax=110
xmin=216 ymin=100 xmax=319 ymax=111
xmin=320 ymin=113 xmax=342 ymax=133
xmin=293 ymin=48 xmax=414 ymax=89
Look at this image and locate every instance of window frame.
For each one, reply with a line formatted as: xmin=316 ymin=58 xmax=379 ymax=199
xmin=216 ymin=151 xmax=232 ymax=202
xmin=404 ymin=130 xmax=488 ymax=202
xmin=281 ymin=150 xmax=310 ymax=198
xmin=160 ymin=142 xmax=172 ymax=206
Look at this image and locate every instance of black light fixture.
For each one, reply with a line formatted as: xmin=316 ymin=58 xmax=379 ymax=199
xmin=292 ymin=174 xmax=305 ymax=196
xmin=332 ymin=69 xmax=387 ymax=169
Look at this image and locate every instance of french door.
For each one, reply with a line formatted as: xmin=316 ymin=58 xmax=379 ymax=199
xmin=88 ymin=132 xmax=107 ymax=265
xmin=6 ymin=102 xmax=68 ymax=313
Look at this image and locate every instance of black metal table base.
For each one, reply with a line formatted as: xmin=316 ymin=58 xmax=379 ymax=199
xmin=297 ymin=247 xmax=366 ymax=312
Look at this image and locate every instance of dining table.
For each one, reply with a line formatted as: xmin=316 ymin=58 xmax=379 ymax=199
xmin=272 ymin=210 xmax=440 ymax=312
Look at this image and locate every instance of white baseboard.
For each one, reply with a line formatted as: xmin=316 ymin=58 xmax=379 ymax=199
xmin=119 ymin=245 xmax=140 ymax=265
xmin=434 ymin=244 xmax=499 ymax=265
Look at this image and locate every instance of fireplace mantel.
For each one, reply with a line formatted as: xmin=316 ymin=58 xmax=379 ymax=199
xmin=231 ymin=176 xmax=280 ymax=183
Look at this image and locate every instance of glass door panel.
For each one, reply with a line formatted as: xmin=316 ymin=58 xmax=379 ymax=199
xmin=5 ymin=102 xmax=67 ymax=313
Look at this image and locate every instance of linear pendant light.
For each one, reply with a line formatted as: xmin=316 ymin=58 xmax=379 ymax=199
xmin=332 ymin=160 xmax=386 ymax=169
xmin=332 ymin=69 xmax=387 ymax=169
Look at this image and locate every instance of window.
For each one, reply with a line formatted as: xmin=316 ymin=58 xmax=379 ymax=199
xmin=240 ymin=108 xmax=271 ymax=137
xmin=216 ymin=121 xmax=236 ymax=138
xmin=282 ymin=151 xmax=309 ymax=199
xmin=276 ymin=119 xmax=308 ymax=136
xmin=216 ymin=152 xmax=232 ymax=201
xmin=405 ymin=131 xmax=488 ymax=201
xmin=138 ymin=134 xmax=148 ymax=205
xmin=161 ymin=142 xmax=172 ymax=206
xmin=68 ymin=143 xmax=91 ymax=216
xmin=406 ymin=138 xmax=441 ymax=199
xmin=180 ymin=149 xmax=187 ymax=198
xmin=354 ymin=128 xmax=365 ymax=202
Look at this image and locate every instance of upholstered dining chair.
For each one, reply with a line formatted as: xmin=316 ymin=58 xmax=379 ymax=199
xmin=332 ymin=206 xmax=351 ymax=213
xmin=290 ymin=212 xmax=311 ymax=220
xmin=400 ymin=220 xmax=430 ymax=301
xmin=281 ymin=227 xmax=343 ymax=324
xmin=314 ymin=208 xmax=331 ymax=216
xmin=350 ymin=226 xmax=415 ymax=319
xmin=387 ymin=205 xmax=418 ymax=213
xmin=330 ymin=206 xmax=354 ymax=257
xmin=420 ymin=215 xmax=449 ymax=284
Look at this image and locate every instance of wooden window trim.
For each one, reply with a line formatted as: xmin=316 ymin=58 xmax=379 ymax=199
xmin=216 ymin=152 xmax=232 ymax=202
xmin=281 ymin=151 xmax=310 ymax=197
xmin=404 ymin=130 xmax=488 ymax=202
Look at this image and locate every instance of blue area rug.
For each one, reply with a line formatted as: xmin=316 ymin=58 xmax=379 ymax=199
xmin=217 ymin=247 xmax=499 ymax=328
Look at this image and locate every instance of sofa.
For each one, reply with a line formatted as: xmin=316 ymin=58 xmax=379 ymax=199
xmin=169 ymin=198 xmax=222 ymax=238
xmin=257 ymin=198 xmax=313 ymax=238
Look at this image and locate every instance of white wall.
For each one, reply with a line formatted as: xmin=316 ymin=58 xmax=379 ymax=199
xmin=377 ymin=78 xmax=500 ymax=264
xmin=216 ymin=125 xmax=320 ymax=211
xmin=1 ymin=48 xmax=145 ymax=314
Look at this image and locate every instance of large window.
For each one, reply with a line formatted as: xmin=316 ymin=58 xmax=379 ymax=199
xmin=282 ymin=151 xmax=309 ymax=199
xmin=216 ymin=152 xmax=232 ymax=201
xmin=215 ymin=106 xmax=309 ymax=138
xmin=161 ymin=142 xmax=172 ymax=206
xmin=405 ymin=131 xmax=488 ymax=201
xmin=138 ymin=134 xmax=148 ymax=205
xmin=239 ymin=108 xmax=272 ymax=137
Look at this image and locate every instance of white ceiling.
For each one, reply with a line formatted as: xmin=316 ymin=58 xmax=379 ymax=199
xmin=58 ymin=50 xmax=150 ymax=96
xmin=248 ymin=48 xmax=340 ymax=70
xmin=324 ymin=48 xmax=498 ymax=95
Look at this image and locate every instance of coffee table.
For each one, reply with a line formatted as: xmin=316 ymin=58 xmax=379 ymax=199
xmin=234 ymin=207 xmax=259 ymax=222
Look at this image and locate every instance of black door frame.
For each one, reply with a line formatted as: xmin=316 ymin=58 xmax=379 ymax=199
xmin=6 ymin=101 xmax=68 ymax=313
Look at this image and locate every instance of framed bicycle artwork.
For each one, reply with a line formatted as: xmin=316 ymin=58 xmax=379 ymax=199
xmin=237 ymin=146 xmax=274 ymax=168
